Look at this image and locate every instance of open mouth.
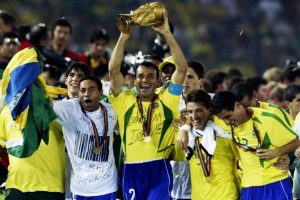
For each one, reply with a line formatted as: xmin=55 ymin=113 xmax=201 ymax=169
xmin=84 ymin=99 xmax=93 ymax=107
xmin=71 ymin=83 xmax=79 ymax=89
xmin=140 ymin=84 xmax=151 ymax=92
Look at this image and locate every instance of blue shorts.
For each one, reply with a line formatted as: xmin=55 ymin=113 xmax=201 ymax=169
xmin=72 ymin=192 xmax=116 ymax=200
xmin=122 ymin=159 xmax=173 ymax=200
xmin=241 ymin=177 xmax=292 ymax=200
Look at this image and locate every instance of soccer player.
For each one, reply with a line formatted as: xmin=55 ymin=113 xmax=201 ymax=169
xmin=179 ymin=89 xmax=239 ymax=200
xmin=108 ymin=12 xmax=187 ymax=200
xmin=211 ymin=91 xmax=300 ymax=200
xmin=53 ymin=76 xmax=118 ymax=199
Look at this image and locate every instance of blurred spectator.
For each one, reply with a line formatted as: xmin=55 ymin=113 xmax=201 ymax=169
xmin=227 ymin=67 xmax=243 ymax=79
xmin=247 ymin=77 xmax=268 ymax=102
xmin=29 ymin=23 xmax=52 ymax=48
xmin=269 ymin=85 xmax=287 ymax=109
xmin=282 ymin=60 xmax=300 ymax=85
xmin=50 ymin=17 xmax=85 ymax=64
xmin=0 ymin=32 xmax=20 ymax=70
xmin=209 ymin=71 xmax=228 ymax=93
xmin=263 ymin=67 xmax=283 ymax=83
xmin=284 ymin=84 xmax=300 ymax=119
xmin=86 ymin=28 xmax=110 ymax=78
xmin=0 ymin=11 xmax=15 ymax=37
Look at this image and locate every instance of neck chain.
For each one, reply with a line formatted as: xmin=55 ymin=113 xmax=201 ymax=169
xmin=136 ymin=94 xmax=157 ymax=142
xmin=81 ymin=103 xmax=108 ymax=154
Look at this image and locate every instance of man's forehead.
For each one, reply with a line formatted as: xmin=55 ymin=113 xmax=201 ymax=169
xmin=70 ymin=68 xmax=84 ymax=74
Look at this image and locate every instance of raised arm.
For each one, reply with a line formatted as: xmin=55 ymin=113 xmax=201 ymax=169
xmin=108 ymin=32 xmax=130 ymax=97
xmin=152 ymin=13 xmax=187 ymax=84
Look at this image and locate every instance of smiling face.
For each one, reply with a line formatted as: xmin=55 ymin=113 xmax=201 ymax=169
xmin=186 ymin=102 xmax=210 ymax=130
xmin=135 ymin=65 xmax=158 ymax=101
xmin=216 ymin=102 xmax=248 ymax=127
xmin=65 ymin=68 xmax=85 ymax=98
xmin=78 ymin=79 xmax=102 ymax=112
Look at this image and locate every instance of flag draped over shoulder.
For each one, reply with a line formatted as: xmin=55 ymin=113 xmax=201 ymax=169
xmin=1 ymin=47 xmax=58 ymax=158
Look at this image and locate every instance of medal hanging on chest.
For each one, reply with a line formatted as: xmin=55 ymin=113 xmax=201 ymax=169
xmin=136 ymin=95 xmax=157 ymax=143
xmin=81 ymin=103 xmax=108 ymax=154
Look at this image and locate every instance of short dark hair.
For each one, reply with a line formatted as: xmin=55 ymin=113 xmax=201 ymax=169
xmin=79 ymin=76 xmax=102 ymax=91
xmin=284 ymin=84 xmax=300 ymax=102
xmin=0 ymin=11 xmax=15 ymax=26
xmin=210 ymin=72 xmax=228 ymax=92
xmin=0 ymin=32 xmax=19 ymax=44
xmin=230 ymin=82 xmax=253 ymax=102
xmin=89 ymin=28 xmax=109 ymax=44
xmin=246 ymin=77 xmax=267 ymax=92
xmin=136 ymin=61 xmax=159 ymax=80
xmin=186 ymin=89 xmax=211 ymax=109
xmin=282 ymin=61 xmax=300 ymax=83
xmin=29 ymin=23 xmax=49 ymax=46
xmin=52 ymin=17 xmax=72 ymax=34
xmin=65 ymin=62 xmax=90 ymax=77
xmin=211 ymin=91 xmax=237 ymax=115
xmin=187 ymin=61 xmax=205 ymax=78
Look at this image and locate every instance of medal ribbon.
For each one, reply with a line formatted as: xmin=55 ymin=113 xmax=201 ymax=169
xmin=136 ymin=94 xmax=157 ymax=137
xmin=195 ymin=137 xmax=211 ymax=177
xmin=230 ymin=107 xmax=261 ymax=152
xmin=81 ymin=103 xmax=108 ymax=151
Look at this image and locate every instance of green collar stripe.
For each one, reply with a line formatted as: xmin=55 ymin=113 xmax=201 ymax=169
xmin=252 ymin=116 xmax=262 ymax=124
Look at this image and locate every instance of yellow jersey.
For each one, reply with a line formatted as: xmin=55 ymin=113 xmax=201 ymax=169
xmin=233 ymin=107 xmax=298 ymax=187
xmin=0 ymin=106 xmax=66 ymax=193
xmin=109 ymin=82 xmax=185 ymax=162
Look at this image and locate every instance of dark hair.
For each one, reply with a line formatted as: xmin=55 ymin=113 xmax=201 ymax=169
xmin=228 ymin=67 xmax=243 ymax=78
xmin=187 ymin=61 xmax=205 ymax=78
xmin=282 ymin=61 xmax=300 ymax=83
xmin=0 ymin=11 xmax=15 ymax=26
xmin=0 ymin=32 xmax=19 ymax=44
xmin=246 ymin=77 xmax=267 ymax=92
xmin=230 ymin=82 xmax=253 ymax=102
xmin=65 ymin=62 xmax=90 ymax=77
xmin=136 ymin=61 xmax=159 ymax=80
xmin=79 ymin=76 xmax=102 ymax=91
xmin=89 ymin=28 xmax=109 ymax=44
xmin=210 ymin=72 xmax=228 ymax=92
xmin=211 ymin=91 xmax=237 ymax=115
xmin=29 ymin=23 xmax=49 ymax=46
xmin=52 ymin=17 xmax=72 ymax=34
xmin=144 ymin=54 xmax=163 ymax=63
xmin=186 ymin=89 xmax=211 ymax=109
xmin=284 ymin=84 xmax=300 ymax=102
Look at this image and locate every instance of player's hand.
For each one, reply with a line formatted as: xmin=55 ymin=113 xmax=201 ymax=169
xmin=256 ymin=148 xmax=279 ymax=160
xmin=273 ymin=155 xmax=290 ymax=171
xmin=177 ymin=129 xmax=189 ymax=149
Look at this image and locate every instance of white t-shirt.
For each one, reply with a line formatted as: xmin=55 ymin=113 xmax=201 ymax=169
xmin=53 ymin=98 xmax=118 ymax=196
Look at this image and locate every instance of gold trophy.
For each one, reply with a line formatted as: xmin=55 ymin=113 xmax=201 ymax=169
xmin=116 ymin=2 xmax=167 ymax=34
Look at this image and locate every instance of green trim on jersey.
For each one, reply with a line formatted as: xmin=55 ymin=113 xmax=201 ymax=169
xmin=268 ymin=104 xmax=292 ymax=127
xmin=157 ymin=100 xmax=173 ymax=151
xmin=123 ymin=103 xmax=135 ymax=153
xmin=262 ymin=111 xmax=297 ymax=137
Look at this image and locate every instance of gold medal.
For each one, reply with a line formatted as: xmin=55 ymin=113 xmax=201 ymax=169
xmin=93 ymin=147 xmax=101 ymax=154
xmin=144 ymin=136 xmax=152 ymax=143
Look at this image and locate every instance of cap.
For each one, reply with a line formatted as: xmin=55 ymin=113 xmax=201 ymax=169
xmin=158 ymin=56 xmax=174 ymax=70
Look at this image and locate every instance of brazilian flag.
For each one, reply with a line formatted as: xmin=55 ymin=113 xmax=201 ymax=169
xmin=1 ymin=48 xmax=57 ymax=158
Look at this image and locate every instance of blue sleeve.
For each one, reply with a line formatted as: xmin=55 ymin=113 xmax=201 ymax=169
xmin=168 ymin=82 xmax=183 ymax=96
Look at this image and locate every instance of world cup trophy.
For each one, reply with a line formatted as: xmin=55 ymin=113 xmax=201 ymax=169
xmin=116 ymin=2 xmax=168 ymax=34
